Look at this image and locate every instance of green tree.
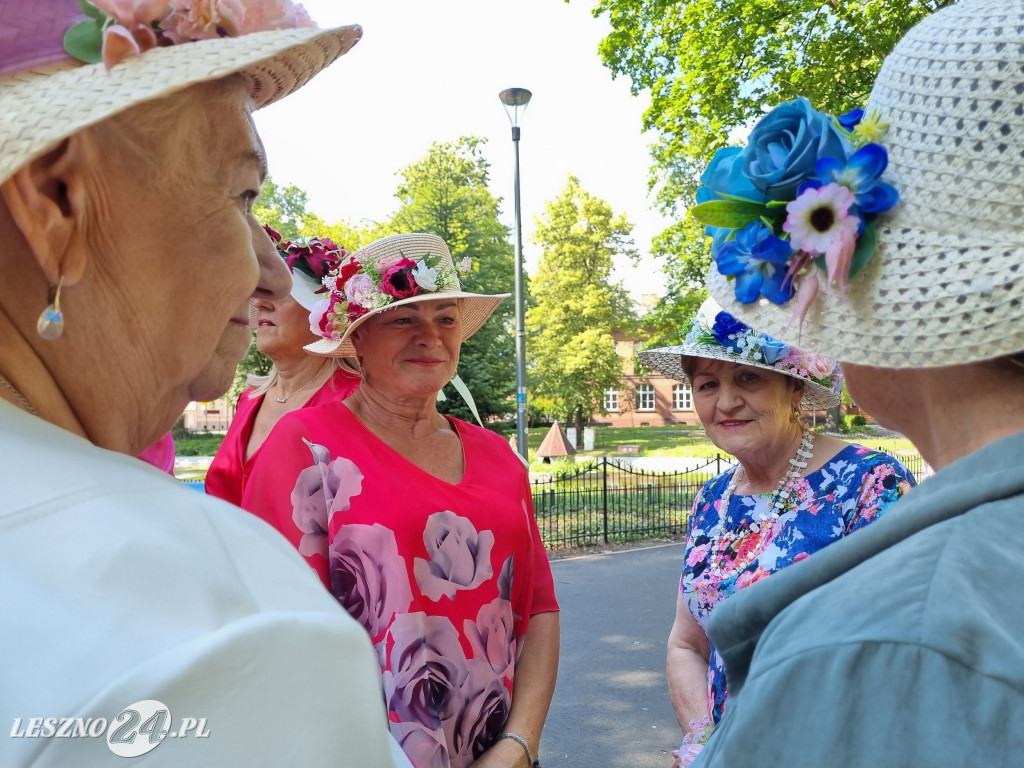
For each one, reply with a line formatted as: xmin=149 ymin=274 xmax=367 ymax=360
xmin=382 ymin=136 xmax=517 ymax=424
xmin=527 ymin=175 xmax=639 ymax=435
xmin=588 ymin=0 xmax=951 ymax=339
xmin=253 ymin=175 xmax=314 ymax=240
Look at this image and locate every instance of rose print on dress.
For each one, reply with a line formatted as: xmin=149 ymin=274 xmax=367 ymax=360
xmin=464 ymin=598 xmax=516 ymax=678
xmin=291 ymin=439 xmax=364 ymax=557
xmin=443 ymin=659 xmax=512 ymax=768
xmin=389 ymin=720 xmax=447 ymax=768
xmin=414 ymin=511 xmax=495 ymax=601
xmin=331 ymin=523 xmax=413 ymax=642
xmin=383 ymin=612 xmax=470 ymax=727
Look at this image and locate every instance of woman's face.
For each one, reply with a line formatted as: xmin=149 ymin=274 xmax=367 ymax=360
xmin=351 ymin=299 xmax=462 ymax=400
xmin=89 ymin=83 xmax=289 ymax=404
xmin=253 ymin=293 xmax=318 ymax=362
xmin=691 ymin=359 xmax=802 ymax=462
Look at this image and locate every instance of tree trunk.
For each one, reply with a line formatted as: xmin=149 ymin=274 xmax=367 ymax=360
xmin=575 ymin=406 xmax=585 ymax=439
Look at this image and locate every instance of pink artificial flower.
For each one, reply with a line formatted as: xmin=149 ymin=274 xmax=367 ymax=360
xmin=783 ymin=183 xmax=858 ymax=256
xmin=344 ymin=273 xmax=377 ymax=307
xmin=92 ymin=0 xmax=167 ymax=25
xmin=374 ymin=253 xmax=407 ymax=275
xmin=380 ymin=258 xmax=419 ymax=300
xmin=824 ymin=219 xmax=858 ymax=297
xmin=803 ymin=353 xmax=837 ymax=378
xmin=161 ymin=0 xmax=247 ymax=42
xmin=309 ymin=297 xmax=332 ymax=338
xmin=238 ymin=0 xmax=317 ymax=33
xmin=793 ymin=552 xmax=810 ymax=563
xmin=93 ymin=0 xmax=166 ymax=69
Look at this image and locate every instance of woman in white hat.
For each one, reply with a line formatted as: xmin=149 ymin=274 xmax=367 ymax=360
xmin=0 ymin=3 xmax=404 ymax=766
xmin=206 ymin=227 xmax=360 ymax=506
xmin=696 ymin=0 xmax=1024 ymax=764
xmin=243 ymin=232 xmax=560 ymax=768
xmin=639 ymin=300 xmax=914 ymax=766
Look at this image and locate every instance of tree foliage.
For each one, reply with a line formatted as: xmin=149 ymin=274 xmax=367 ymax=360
xmin=381 ymin=137 xmax=517 ymax=424
xmin=527 ymin=175 xmax=638 ymax=434
xmin=589 ymin=0 xmax=951 ymax=340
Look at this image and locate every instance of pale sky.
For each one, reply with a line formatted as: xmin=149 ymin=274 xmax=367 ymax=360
xmin=253 ymin=0 xmax=673 ymax=302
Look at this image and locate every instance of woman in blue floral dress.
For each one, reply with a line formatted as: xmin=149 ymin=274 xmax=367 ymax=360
xmin=639 ymin=299 xmax=915 ymax=766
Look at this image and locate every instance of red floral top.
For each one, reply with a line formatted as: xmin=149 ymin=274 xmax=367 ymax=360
xmin=241 ymin=404 xmax=559 ymax=768
xmin=205 ymin=368 xmax=360 ymax=507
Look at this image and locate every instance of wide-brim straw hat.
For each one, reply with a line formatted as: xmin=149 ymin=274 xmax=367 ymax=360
xmin=638 ymin=298 xmax=842 ymax=410
xmin=305 ymin=233 xmax=509 ymax=358
xmin=708 ymin=0 xmax=1024 ymax=368
xmin=0 ymin=1 xmax=361 ymax=187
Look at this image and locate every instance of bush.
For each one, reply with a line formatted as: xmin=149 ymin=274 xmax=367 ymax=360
xmin=170 ymin=415 xmax=190 ymax=440
xmin=851 ymin=414 xmax=868 ymax=428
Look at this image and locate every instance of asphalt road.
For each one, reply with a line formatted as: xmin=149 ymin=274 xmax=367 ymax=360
xmin=541 ymin=542 xmax=686 ymax=768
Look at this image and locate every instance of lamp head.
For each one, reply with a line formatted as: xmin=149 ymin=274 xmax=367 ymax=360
xmin=499 ymin=87 xmax=532 ymax=127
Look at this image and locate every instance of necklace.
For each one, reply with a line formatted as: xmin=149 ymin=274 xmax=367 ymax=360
xmin=706 ymin=428 xmax=815 ymax=580
xmin=0 ymin=371 xmax=39 ymax=416
xmin=274 ymin=367 xmax=327 ymax=404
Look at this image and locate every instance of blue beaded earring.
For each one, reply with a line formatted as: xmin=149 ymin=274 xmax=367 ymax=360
xmin=36 ymin=277 xmax=64 ymax=340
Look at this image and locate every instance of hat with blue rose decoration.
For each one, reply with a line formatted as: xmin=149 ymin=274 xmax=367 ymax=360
xmin=637 ymin=298 xmax=842 ymax=410
xmin=703 ymin=0 xmax=1024 ymax=369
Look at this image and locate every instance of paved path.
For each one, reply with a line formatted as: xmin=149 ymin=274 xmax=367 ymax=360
xmin=541 ymin=543 xmax=686 ymax=768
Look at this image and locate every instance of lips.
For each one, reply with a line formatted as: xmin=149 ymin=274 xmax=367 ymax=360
xmin=718 ymin=420 xmax=751 ymax=428
xmin=258 ymin=319 xmax=276 ymax=327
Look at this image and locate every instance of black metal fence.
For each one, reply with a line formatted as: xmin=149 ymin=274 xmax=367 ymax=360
xmin=532 ymin=457 xmax=730 ymax=550
xmin=532 ymin=447 xmax=927 ymax=550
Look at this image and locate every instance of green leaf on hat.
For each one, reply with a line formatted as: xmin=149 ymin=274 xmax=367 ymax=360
xmin=847 ymin=217 xmax=877 ymax=279
xmin=691 ymin=199 xmax=772 ymax=228
xmin=64 ymin=20 xmax=103 ymax=64
xmin=77 ymin=0 xmax=106 ymax=22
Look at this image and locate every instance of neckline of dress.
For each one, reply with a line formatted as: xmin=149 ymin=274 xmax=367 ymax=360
xmin=339 ymin=403 xmax=470 ymax=488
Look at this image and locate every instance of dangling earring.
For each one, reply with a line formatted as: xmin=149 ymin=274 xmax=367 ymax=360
xmin=790 ymin=405 xmax=801 ymax=423
xmin=36 ymin=277 xmax=65 ymax=340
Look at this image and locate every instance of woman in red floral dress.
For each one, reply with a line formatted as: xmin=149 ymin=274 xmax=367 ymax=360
xmin=243 ymin=233 xmax=559 ymax=768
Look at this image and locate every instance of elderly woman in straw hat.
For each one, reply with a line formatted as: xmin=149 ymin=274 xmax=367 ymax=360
xmin=206 ymin=227 xmax=360 ymax=506
xmin=0 ymin=2 xmax=407 ymax=766
xmin=691 ymin=1 xmax=1024 ymax=765
xmin=243 ymin=232 xmax=560 ymax=768
xmin=638 ymin=300 xmax=914 ymax=767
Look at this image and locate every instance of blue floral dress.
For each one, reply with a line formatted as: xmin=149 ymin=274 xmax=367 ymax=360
xmin=681 ymin=443 xmax=916 ymax=724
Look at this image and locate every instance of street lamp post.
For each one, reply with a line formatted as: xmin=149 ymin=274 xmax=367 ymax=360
xmin=499 ymin=87 xmax=532 ymax=461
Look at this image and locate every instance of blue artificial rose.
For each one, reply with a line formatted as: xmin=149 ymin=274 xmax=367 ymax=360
xmin=742 ymin=97 xmax=849 ymax=202
xmin=711 ymin=311 xmax=749 ymax=350
xmin=759 ymin=336 xmax=790 ymax=364
xmin=697 ymin=147 xmax=767 ymax=259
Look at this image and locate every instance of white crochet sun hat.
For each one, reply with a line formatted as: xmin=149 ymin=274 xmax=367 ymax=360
xmin=707 ymin=0 xmax=1024 ymax=368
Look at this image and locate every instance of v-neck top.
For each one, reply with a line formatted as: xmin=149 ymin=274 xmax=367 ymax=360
xmin=241 ymin=402 xmax=558 ymax=768
xmin=205 ymin=368 xmax=360 ymax=506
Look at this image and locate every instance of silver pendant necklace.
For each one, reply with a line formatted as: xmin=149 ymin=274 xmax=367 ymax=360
xmin=274 ymin=369 xmax=324 ymax=404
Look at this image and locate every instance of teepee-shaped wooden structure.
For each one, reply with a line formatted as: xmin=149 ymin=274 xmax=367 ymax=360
xmin=537 ymin=421 xmax=576 ymax=460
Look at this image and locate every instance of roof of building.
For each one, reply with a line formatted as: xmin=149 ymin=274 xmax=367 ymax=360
xmin=537 ymin=421 xmax=576 ymax=457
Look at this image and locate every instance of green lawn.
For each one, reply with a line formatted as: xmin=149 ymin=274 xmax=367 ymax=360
xmin=175 ymin=423 xmax=919 ymax=461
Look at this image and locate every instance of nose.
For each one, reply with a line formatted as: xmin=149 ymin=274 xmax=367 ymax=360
xmin=715 ymin=381 xmax=744 ymax=413
xmin=413 ymin=322 xmax=442 ymax=348
xmin=250 ymin=217 xmax=290 ymax=302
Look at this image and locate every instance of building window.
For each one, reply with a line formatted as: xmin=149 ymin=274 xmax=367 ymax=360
xmin=637 ymin=384 xmax=655 ymax=411
xmin=604 ymin=388 xmax=619 ymax=412
xmin=672 ymin=383 xmax=692 ymax=411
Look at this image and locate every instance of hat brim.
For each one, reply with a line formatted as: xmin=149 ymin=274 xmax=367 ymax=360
xmin=638 ymin=344 xmax=841 ymax=410
xmin=706 ymin=224 xmax=1024 ymax=369
xmin=305 ymin=292 xmax=510 ymax=358
xmin=290 ymin=270 xmax=326 ymax=312
xmin=0 ymin=24 xmax=361 ymax=186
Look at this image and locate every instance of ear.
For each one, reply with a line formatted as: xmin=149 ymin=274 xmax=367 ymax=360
xmin=791 ymin=379 xmax=806 ymax=407
xmin=0 ymin=133 xmax=95 ymax=287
